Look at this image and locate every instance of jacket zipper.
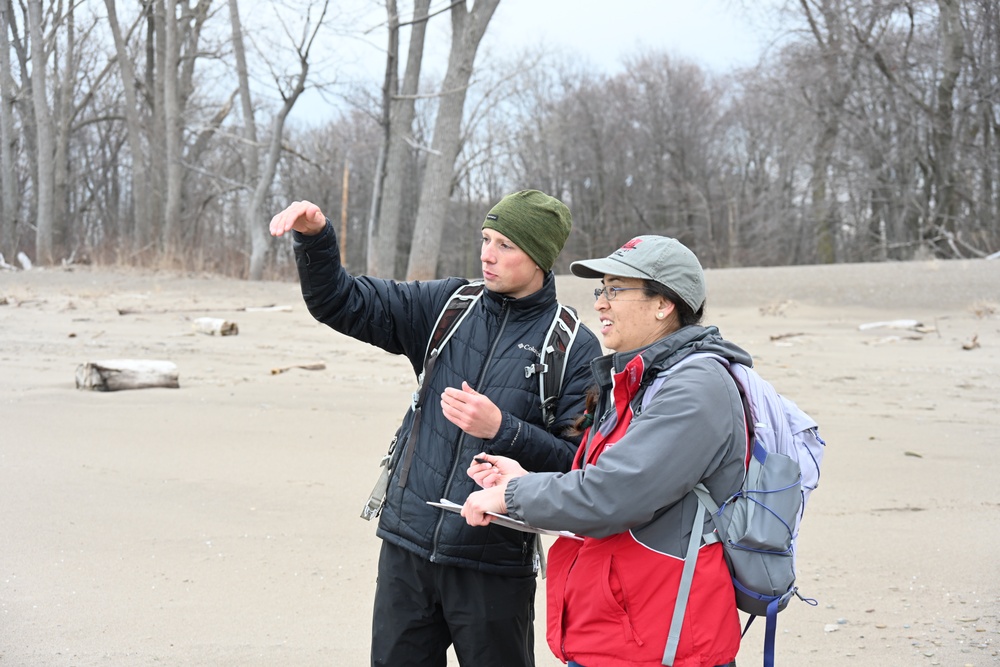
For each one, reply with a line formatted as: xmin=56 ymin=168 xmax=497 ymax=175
xmin=430 ymin=298 xmax=511 ymax=561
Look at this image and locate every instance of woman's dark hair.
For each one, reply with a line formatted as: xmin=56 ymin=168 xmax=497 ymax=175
xmin=569 ymin=384 xmax=600 ymax=436
xmin=641 ymin=279 xmax=704 ymax=327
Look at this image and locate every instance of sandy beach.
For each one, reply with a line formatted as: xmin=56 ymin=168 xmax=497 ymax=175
xmin=2 ymin=259 xmax=998 ymax=666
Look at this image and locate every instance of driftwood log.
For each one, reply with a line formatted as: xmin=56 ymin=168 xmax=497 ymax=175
xmin=192 ymin=317 xmax=239 ymax=336
xmin=76 ymin=360 xmax=180 ymax=391
xmin=243 ymin=305 xmax=293 ymax=312
xmin=270 ymin=362 xmax=327 ymax=375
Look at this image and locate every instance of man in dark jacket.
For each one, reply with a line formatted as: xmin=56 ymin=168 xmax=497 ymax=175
xmin=269 ymin=190 xmax=601 ymax=667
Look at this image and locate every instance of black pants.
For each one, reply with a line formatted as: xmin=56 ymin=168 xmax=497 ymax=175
xmin=372 ymin=541 xmax=537 ymax=667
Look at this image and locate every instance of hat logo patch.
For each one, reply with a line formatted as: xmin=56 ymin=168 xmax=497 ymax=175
xmin=486 ymin=213 xmax=498 ymax=221
xmin=613 ymin=237 xmax=643 ymax=256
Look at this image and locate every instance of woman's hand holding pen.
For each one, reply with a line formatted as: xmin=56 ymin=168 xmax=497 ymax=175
xmin=468 ymin=453 xmax=525 ymax=489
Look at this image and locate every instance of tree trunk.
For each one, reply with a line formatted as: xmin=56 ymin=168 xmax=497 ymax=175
xmin=0 ymin=0 xmax=19 ymax=260
xmin=368 ymin=0 xmax=430 ymax=278
xmin=147 ymin=0 xmax=167 ymax=245
xmin=793 ymin=0 xmax=879 ymax=264
xmin=930 ymin=0 xmax=963 ymax=248
xmin=228 ymin=0 xmax=260 ymax=275
xmin=244 ymin=1 xmax=328 ymax=280
xmin=364 ymin=0 xmax=398 ymax=277
xmin=106 ymin=0 xmax=153 ymax=253
xmin=228 ymin=0 xmax=256 ymax=168
xmin=3 ymin=0 xmax=38 ymax=255
xmin=175 ymin=0 xmax=215 ymax=252
xmin=809 ymin=123 xmax=838 ymax=264
xmin=27 ymin=0 xmax=55 ymax=265
xmin=52 ymin=1 xmax=74 ymax=254
xmin=162 ymin=0 xmax=183 ymax=250
xmin=405 ymin=0 xmax=499 ymax=281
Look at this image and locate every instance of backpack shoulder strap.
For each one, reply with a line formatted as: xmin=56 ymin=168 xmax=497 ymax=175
xmin=531 ymin=302 xmax=581 ymax=427
xmin=396 ymin=282 xmax=485 ymax=489
xmin=639 ymin=351 xmax=725 ymax=412
xmin=663 ymin=491 xmax=714 ymax=666
xmin=422 ymin=281 xmax=485 ymax=375
xmin=423 ymin=288 xmax=579 ymax=429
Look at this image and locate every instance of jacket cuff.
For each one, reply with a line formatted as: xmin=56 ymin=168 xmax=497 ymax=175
xmin=504 ymin=477 xmax=522 ymax=520
xmin=484 ymin=411 xmax=523 ymax=456
xmin=293 ymin=219 xmax=334 ymax=249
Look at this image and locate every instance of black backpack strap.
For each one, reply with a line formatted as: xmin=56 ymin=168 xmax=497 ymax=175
xmin=396 ymin=282 xmax=485 ymax=488
xmin=422 ymin=282 xmax=485 ymax=372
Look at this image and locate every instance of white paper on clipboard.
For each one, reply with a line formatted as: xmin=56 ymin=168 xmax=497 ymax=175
xmin=428 ymin=499 xmax=581 ymax=540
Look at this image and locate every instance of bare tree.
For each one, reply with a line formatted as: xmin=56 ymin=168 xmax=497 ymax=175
xmin=161 ymin=0 xmax=184 ymax=248
xmin=928 ymin=0 xmax=963 ymax=251
xmin=50 ymin=0 xmax=74 ymax=249
xmin=367 ymin=0 xmax=431 ymax=278
xmin=105 ymin=0 xmax=152 ymax=254
xmin=147 ymin=0 xmax=167 ymax=244
xmin=234 ymin=0 xmax=329 ymax=280
xmin=405 ymin=0 xmax=499 ymax=280
xmin=152 ymin=0 xmax=224 ymax=256
xmin=963 ymin=0 xmax=1000 ymax=248
xmin=4 ymin=0 xmax=996 ymax=276
xmin=0 ymin=0 xmax=19 ymax=260
xmin=792 ymin=0 xmax=884 ymax=263
xmin=862 ymin=0 xmax=993 ymax=258
xmin=52 ymin=3 xmax=118 ymax=262
xmin=26 ymin=0 xmax=55 ymax=264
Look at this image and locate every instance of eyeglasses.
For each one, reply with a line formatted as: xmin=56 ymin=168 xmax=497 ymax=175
xmin=593 ymin=286 xmax=645 ymax=301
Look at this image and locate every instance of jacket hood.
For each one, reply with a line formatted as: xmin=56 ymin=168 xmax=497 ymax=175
xmin=590 ymin=325 xmax=752 ymax=387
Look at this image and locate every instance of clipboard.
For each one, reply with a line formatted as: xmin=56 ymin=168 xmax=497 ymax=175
xmin=428 ymin=499 xmax=581 ymax=540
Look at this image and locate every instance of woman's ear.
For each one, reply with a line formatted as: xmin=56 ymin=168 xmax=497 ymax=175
xmin=658 ymin=297 xmax=676 ymax=315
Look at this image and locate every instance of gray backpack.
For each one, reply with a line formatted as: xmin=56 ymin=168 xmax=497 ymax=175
xmin=647 ymin=354 xmax=825 ymax=667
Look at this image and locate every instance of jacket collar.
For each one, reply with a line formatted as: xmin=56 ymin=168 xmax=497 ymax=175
xmin=589 ymin=325 xmax=753 ymax=389
xmin=482 ymin=271 xmax=558 ymax=321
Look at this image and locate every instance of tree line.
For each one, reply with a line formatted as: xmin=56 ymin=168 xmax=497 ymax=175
xmin=1 ymin=0 xmax=997 ymax=280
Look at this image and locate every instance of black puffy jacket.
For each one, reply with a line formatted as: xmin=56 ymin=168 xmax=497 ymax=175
xmin=294 ymin=222 xmax=602 ymax=576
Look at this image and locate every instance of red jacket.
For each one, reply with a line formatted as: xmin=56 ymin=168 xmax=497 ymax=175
xmin=546 ymin=534 xmax=738 ymax=667
xmin=540 ymin=341 xmax=743 ymax=667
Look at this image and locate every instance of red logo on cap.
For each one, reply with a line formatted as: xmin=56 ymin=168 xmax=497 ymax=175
xmin=619 ymin=238 xmax=643 ymax=251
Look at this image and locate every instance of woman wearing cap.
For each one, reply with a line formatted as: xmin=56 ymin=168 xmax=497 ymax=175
xmin=461 ymin=236 xmax=748 ymax=667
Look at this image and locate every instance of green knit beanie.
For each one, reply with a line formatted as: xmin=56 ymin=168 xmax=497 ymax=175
xmin=482 ymin=190 xmax=572 ymax=272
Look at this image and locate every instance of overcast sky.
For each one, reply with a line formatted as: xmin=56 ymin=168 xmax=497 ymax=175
xmin=485 ymin=0 xmax=775 ymax=72
xmin=290 ymin=0 xmax=781 ymax=125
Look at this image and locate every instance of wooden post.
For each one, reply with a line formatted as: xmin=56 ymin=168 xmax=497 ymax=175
xmin=340 ymin=158 xmax=350 ymax=267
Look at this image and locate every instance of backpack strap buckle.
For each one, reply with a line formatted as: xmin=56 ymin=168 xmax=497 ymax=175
xmin=524 ymin=362 xmax=547 ymax=378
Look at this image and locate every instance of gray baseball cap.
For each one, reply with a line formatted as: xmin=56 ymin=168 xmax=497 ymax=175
xmin=570 ymin=235 xmax=706 ymax=312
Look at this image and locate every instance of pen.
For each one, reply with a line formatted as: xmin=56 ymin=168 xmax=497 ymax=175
xmin=474 ymin=456 xmax=492 ymax=466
